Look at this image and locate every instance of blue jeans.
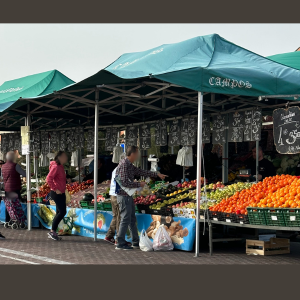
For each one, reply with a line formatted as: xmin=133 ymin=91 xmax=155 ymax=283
xmin=116 ymin=195 xmax=139 ymax=247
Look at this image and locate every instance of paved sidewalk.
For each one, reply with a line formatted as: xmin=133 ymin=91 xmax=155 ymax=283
xmin=0 ymin=226 xmax=300 ymax=265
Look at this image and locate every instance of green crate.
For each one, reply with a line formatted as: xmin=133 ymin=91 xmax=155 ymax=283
xmin=282 ymin=208 xmax=300 ymax=227
xmin=80 ymin=201 xmax=90 ymax=208
xmin=247 ymin=207 xmax=267 ymax=225
xmin=88 ymin=202 xmax=104 ymax=210
xmin=103 ymin=202 xmax=112 ymax=211
xmin=264 ymin=208 xmax=286 ymax=227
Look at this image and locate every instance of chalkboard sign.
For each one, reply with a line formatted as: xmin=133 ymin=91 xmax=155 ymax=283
xmin=60 ymin=131 xmax=67 ymax=151
xmin=212 ymin=115 xmax=226 ymax=144
xmin=273 ymin=106 xmax=300 ymax=154
xmin=169 ymin=119 xmax=180 ymax=146
xmin=244 ymin=109 xmax=262 ymax=142
xmin=154 ymin=119 xmax=167 ymax=146
xmin=86 ymin=130 xmax=94 ymax=152
xmin=126 ymin=125 xmax=138 ymax=146
xmin=202 ymin=115 xmax=211 ymax=143
xmin=8 ymin=134 xmax=14 ymax=151
xmin=139 ymin=124 xmax=151 ymax=149
xmin=180 ymin=117 xmax=196 ymax=146
xmin=31 ymin=131 xmax=41 ymax=152
xmin=1 ymin=134 xmax=8 ymax=154
xmin=228 ymin=111 xmax=244 ymax=142
xmin=41 ymin=132 xmax=49 ymax=155
xmin=50 ymin=131 xmax=59 ymax=151
xmin=67 ymin=130 xmax=75 ymax=152
xmin=14 ymin=133 xmax=21 ymax=152
xmin=79 ymin=127 xmax=85 ymax=149
xmin=105 ymin=127 xmax=113 ymax=151
xmin=105 ymin=127 xmax=118 ymax=151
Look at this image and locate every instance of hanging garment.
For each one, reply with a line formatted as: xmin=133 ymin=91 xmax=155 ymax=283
xmin=176 ymin=146 xmax=193 ymax=167
xmin=71 ymin=151 xmax=78 ymax=167
xmin=112 ymin=145 xmax=124 ymax=163
xmin=39 ymin=154 xmax=49 ymax=167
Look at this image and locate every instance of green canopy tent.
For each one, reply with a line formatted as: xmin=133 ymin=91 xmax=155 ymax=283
xmin=3 ymin=34 xmax=300 ymax=255
xmin=0 ymin=70 xmax=74 ymax=230
xmin=268 ymin=51 xmax=300 ymax=70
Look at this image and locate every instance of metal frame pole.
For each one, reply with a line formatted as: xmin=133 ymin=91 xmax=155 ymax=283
xmin=222 ymin=115 xmax=229 ymax=184
xmin=26 ymin=104 xmax=32 ymax=230
xmin=256 ymin=140 xmax=259 ymax=183
xmin=94 ymin=91 xmax=99 ymax=241
xmin=195 ymin=92 xmax=203 ymax=257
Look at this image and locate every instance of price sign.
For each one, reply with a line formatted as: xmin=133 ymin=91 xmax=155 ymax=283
xmin=212 ymin=115 xmax=226 ymax=144
xmin=244 ymin=109 xmax=262 ymax=142
xmin=126 ymin=125 xmax=138 ymax=146
xmin=169 ymin=119 xmax=180 ymax=146
xmin=139 ymin=123 xmax=151 ymax=149
xmin=273 ymin=106 xmax=300 ymax=154
xmin=228 ymin=111 xmax=244 ymax=142
xmin=202 ymin=115 xmax=210 ymax=143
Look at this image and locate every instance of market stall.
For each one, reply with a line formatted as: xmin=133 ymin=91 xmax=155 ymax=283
xmin=2 ymin=34 xmax=300 ymax=256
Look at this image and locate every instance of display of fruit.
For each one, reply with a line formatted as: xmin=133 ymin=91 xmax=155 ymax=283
xmin=201 ymin=181 xmax=225 ymax=191
xmin=170 ymin=202 xmax=196 ymax=209
xmin=149 ymin=192 xmax=190 ymax=209
xmin=134 ymin=195 xmax=162 ymax=205
xmin=67 ymin=180 xmax=94 ymax=195
xmin=256 ymin=177 xmax=300 ymax=208
xmin=203 ymin=182 xmax=252 ymax=202
xmin=210 ymin=174 xmax=296 ymax=214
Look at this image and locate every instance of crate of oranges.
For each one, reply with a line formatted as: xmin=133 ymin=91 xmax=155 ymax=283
xmin=282 ymin=208 xmax=300 ymax=227
xmin=264 ymin=208 xmax=286 ymax=227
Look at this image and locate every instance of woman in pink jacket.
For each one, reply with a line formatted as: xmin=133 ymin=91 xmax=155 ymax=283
xmin=46 ymin=151 xmax=68 ymax=241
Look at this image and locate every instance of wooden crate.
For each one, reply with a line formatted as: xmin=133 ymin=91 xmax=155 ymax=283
xmin=246 ymin=238 xmax=290 ymax=256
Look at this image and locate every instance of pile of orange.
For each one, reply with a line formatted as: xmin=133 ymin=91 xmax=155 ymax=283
xmin=210 ymin=174 xmax=297 ymax=215
xmin=257 ymin=177 xmax=300 ymax=208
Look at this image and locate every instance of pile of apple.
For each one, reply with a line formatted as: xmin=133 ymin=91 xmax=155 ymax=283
xmin=177 ymin=179 xmax=198 ymax=189
xmin=171 ymin=201 xmax=195 ymax=209
xmin=134 ymin=194 xmax=162 ymax=205
xmin=201 ymin=181 xmax=225 ymax=191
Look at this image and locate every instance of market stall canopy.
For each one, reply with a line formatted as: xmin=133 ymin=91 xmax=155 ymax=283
xmin=267 ymin=51 xmax=300 ymax=70
xmin=2 ymin=34 xmax=300 ymax=130
xmin=0 ymin=70 xmax=74 ymax=112
xmin=66 ymin=33 xmax=300 ymax=97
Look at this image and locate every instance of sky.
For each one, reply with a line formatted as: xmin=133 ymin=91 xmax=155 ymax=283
xmin=0 ymin=24 xmax=299 ymax=85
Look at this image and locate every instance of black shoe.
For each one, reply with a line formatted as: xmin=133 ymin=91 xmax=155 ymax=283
xmin=132 ymin=243 xmax=140 ymax=249
xmin=115 ymin=244 xmax=133 ymax=250
xmin=0 ymin=232 xmax=5 ymax=239
xmin=47 ymin=232 xmax=61 ymax=241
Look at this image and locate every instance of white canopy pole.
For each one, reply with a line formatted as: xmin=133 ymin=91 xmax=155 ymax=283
xmin=94 ymin=90 xmax=99 ymax=241
xmin=26 ymin=104 xmax=32 ymax=230
xmin=195 ymin=92 xmax=203 ymax=257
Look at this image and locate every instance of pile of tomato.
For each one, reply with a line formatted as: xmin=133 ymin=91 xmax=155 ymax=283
xmin=210 ymin=175 xmax=297 ymax=215
xmin=66 ymin=180 xmax=94 ymax=195
xmin=31 ymin=179 xmax=94 ymax=199
xmin=32 ymin=182 xmax=51 ymax=199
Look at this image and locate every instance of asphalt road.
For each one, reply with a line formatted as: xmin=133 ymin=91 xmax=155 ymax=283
xmin=0 ymin=226 xmax=300 ymax=265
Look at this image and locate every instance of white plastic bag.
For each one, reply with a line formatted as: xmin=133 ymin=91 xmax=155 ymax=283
xmin=153 ymin=225 xmax=174 ymax=251
xmin=139 ymin=229 xmax=153 ymax=251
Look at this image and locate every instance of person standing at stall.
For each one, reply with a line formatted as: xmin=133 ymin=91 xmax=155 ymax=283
xmin=1 ymin=153 xmax=26 ymax=238
xmin=248 ymin=146 xmax=276 ymax=181
xmin=115 ymin=146 xmax=167 ymax=250
xmin=104 ymin=154 xmax=132 ymax=246
xmin=46 ymin=151 xmax=68 ymax=241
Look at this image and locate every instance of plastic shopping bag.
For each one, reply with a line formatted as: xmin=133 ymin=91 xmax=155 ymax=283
xmin=153 ymin=225 xmax=174 ymax=251
xmin=139 ymin=229 xmax=153 ymax=251
xmin=65 ymin=190 xmax=71 ymax=205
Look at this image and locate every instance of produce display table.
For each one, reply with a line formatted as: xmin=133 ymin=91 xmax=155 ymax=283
xmin=200 ymin=218 xmax=300 ymax=255
xmin=35 ymin=205 xmax=196 ymax=251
